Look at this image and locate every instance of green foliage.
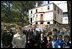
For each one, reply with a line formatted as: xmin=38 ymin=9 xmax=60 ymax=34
xmin=1 ymin=1 xmax=43 ymax=25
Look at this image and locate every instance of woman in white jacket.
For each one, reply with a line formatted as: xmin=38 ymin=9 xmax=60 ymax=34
xmin=12 ymin=26 xmax=26 ymax=48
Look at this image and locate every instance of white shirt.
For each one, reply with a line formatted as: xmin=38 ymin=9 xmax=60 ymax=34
xmin=12 ymin=33 xmax=26 ymax=48
xmin=33 ymin=30 xmax=36 ymax=36
xmin=52 ymin=41 xmax=56 ymax=48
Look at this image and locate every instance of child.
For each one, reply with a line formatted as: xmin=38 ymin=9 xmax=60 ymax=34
xmin=52 ymin=35 xmax=57 ymax=48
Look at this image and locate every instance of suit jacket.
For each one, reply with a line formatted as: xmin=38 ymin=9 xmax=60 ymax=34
xmin=29 ymin=30 xmax=41 ymax=46
xmin=2 ymin=30 xmax=14 ymax=46
xmin=12 ymin=33 xmax=26 ymax=48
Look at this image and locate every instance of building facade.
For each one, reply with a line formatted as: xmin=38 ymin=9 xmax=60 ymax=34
xmin=62 ymin=12 xmax=68 ymax=24
xmin=29 ymin=3 xmax=63 ymax=25
xmin=49 ymin=1 xmax=68 ymax=24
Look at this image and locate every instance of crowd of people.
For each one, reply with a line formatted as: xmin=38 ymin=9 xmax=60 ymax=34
xmin=1 ymin=24 xmax=71 ymax=48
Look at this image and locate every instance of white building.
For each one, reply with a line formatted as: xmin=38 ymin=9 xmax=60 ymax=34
xmin=62 ymin=12 xmax=68 ymax=24
xmin=48 ymin=1 xmax=67 ymax=12
xmin=48 ymin=1 xmax=68 ymax=24
xmin=28 ymin=3 xmax=63 ymax=25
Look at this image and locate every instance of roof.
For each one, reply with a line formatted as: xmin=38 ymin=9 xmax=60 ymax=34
xmin=29 ymin=3 xmax=55 ymax=10
xmin=29 ymin=2 xmax=63 ymax=12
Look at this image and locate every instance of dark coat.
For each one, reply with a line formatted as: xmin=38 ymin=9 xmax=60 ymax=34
xmin=29 ymin=30 xmax=41 ymax=48
xmin=2 ymin=30 xmax=14 ymax=47
xmin=43 ymin=36 xmax=48 ymax=48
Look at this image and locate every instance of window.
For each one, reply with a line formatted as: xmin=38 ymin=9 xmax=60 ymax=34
xmin=40 ymin=14 xmax=43 ymax=21
xmin=31 ymin=10 xmax=32 ymax=14
xmin=54 ymin=6 xmax=56 ymax=11
xmin=54 ymin=14 xmax=56 ymax=20
xmin=54 ymin=21 xmax=56 ymax=24
xmin=60 ymin=10 xmax=62 ymax=15
xmin=47 ymin=22 xmax=50 ymax=24
xmin=36 ymin=22 xmax=38 ymax=24
xmin=31 ymin=18 xmax=32 ymax=23
xmin=40 ymin=22 xmax=43 ymax=24
xmin=41 ymin=14 xmax=43 ymax=16
xmin=48 ymin=6 xmax=50 ymax=10
xmin=36 ymin=9 xmax=37 ymax=13
xmin=57 ymin=9 xmax=59 ymax=14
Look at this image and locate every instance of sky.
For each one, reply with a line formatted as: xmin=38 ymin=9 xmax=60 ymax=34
xmin=41 ymin=1 xmax=67 ymax=12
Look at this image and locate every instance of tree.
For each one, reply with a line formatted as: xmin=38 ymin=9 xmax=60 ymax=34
xmin=12 ymin=1 xmax=43 ymax=26
xmin=1 ymin=1 xmax=16 ymax=23
xmin=1 ymin=1 xmax=43 ymax=26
